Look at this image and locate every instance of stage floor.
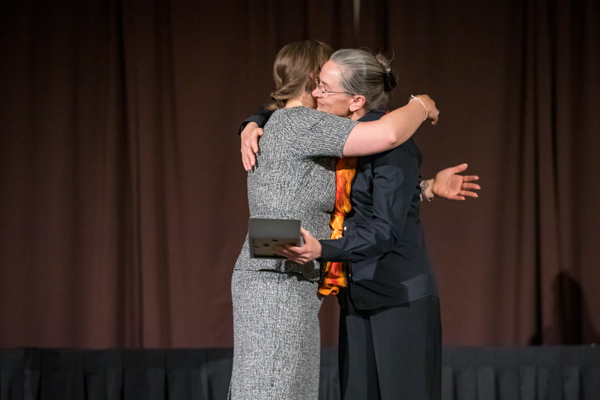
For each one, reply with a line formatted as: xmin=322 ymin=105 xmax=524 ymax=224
xmin=1 ymin=346 xmax=599 ymax=399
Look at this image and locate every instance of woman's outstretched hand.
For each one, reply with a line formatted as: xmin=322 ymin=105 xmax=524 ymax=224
xmin=275 ymin=227 xmax=322 ymax=264
xmin=432 ymin=163 xmax=481 ymax=200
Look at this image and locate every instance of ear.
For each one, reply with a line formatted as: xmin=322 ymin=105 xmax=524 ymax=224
xmin=349 ymin=95 xmax=366 ymax=113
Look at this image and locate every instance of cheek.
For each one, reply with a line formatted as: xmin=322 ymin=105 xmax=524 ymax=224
xmin=316 ymin=99 xmax=330 ymax=112
xmin=329 ymin=101 xmax=346 ymax=115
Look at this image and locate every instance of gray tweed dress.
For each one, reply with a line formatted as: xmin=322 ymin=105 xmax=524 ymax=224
xmin=229 ymin=107 xmax=357 ymax=400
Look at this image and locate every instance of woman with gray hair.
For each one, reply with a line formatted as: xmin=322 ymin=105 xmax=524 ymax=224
xmin=281 ymin=48 xmax=447 ymax=399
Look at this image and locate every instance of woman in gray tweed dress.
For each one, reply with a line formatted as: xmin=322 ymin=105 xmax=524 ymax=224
xmin=229 ymin=40 xmax=439 ymax=400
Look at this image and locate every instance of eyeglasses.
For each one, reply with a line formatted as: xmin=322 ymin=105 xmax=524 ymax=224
xmin=314 ymin=77 xmax=353 ymax=99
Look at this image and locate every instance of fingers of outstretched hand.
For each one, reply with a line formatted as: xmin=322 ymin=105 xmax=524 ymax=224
xmin=463 ymin=175 xmax=480 ymax=182
xmin=451 ymin=163 xmax=469 ymax=173
xmin=460 ymin=190 xmax=479 ymax=198
xmin=462 ymin=182 xmax=481 ymax=190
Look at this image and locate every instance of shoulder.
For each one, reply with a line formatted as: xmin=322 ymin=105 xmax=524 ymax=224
xmin=287 ymin=107 xmax=357 ymax=125
xmin=271 ymin=106 xmax=321 ymax=118
xmin=268 ymin=107 xmax=326 ymax=126
xmin=277 ymin=107 xmax=358 ymax=134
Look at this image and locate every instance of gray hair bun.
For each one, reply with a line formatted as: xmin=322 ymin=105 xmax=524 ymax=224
xmin=375 ymin=53 xmax=396 ymax=92
xmin=382 ymin=71 xmax=397 ymax=92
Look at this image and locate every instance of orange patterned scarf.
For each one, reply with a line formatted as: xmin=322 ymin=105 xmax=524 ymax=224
xmin=318 ymin=157 xmax=356 ymax=296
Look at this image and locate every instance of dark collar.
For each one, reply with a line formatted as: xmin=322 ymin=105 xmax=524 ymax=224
xmin=358 ymin=110 xmax=387 ymax=122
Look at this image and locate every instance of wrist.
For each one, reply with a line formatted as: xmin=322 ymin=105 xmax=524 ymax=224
xmin=409 ymin=95 xmax=428 ymax=122
xmin=420 ymin=179 xmax=434 ymax=201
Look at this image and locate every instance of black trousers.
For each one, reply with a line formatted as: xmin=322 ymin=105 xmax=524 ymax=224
xmin=338 ymin=294 xmax=441 ymax=400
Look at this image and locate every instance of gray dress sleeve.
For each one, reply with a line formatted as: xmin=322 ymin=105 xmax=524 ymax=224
xmin=290 ymin=108 xmax=358 ymax=158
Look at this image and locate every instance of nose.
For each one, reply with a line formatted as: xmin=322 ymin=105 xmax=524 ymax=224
xmin=312 ymin=87 xmax=322 ymax=98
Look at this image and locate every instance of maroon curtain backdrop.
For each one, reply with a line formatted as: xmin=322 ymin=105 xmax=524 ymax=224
xmin=1 ymin=0 xmax=599 ymax=348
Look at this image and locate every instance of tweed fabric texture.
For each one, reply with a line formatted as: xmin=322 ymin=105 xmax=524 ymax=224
xmin=236 ymin=107 xmax=357 ymax=281
xmin=230 ymin=107 xmax=357 ymax=399
xmin=229 ymin=270 xmax=321 ymax=400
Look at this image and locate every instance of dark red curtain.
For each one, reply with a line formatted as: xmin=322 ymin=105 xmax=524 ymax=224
xmin=1 ymin=0 xmax=599 ymax=348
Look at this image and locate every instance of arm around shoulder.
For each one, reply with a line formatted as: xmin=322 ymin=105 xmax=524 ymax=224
xmin=342 ymin=95 xmax=439 ymax=157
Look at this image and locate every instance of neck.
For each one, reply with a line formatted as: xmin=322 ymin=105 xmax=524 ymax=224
xmin=350 ymin=107 xmax=367 ymax=121
xmin=285 ymin=91 xmax=315 ymax=109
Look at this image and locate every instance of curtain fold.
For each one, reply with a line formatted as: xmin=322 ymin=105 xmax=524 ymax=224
xmin=0 ymin=0 xmax=599 ymax=349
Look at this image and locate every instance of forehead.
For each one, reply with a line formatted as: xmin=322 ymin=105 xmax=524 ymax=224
xmin=319 ymin=60 xmax=342 ymax=87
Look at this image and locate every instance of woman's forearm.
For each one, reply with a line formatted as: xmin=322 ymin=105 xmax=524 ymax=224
xmin=342 ymin=95 xmax=438 ymax=157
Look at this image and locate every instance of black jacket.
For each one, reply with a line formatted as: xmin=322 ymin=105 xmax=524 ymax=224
xmin=319 ymin=111 xmax=437 ymax=310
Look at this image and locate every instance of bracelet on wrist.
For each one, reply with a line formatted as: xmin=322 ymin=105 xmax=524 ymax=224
xmin=409 ymin=95 xmax=428 ymax=121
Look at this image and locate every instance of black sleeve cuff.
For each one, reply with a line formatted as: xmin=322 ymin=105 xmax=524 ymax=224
xmin=319 ymin=239 xmax=344 ymax=262
xmin=237 ymin=107 xmax=274 ymax=135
